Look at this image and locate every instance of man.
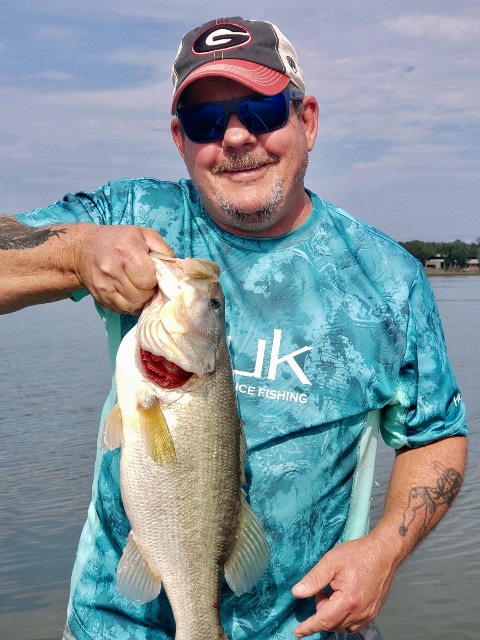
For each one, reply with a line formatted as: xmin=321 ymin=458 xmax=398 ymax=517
xmin=0 ymin=16 xmax=467 ymax=640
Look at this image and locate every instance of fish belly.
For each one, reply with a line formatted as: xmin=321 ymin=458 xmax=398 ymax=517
xmin=121 ymin=354 xmax=240 ymax=639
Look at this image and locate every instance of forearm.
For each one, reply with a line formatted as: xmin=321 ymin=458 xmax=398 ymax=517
xmin=1 ymin=215 xmax=174 ymax=315
xmin=371 ymin=435 xmax=467 ymax=569
xmin=0 ymin=216 xmax=86 ymax=313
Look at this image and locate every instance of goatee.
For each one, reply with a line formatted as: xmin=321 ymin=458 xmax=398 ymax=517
xmin=212 ymin=180 xmax=285 ymax=227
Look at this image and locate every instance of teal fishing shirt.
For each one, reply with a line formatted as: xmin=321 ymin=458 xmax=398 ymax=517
xmin=16 ymin=178 xmax=467 ymax=640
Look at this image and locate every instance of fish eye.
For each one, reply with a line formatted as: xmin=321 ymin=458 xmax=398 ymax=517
xmin=210 ymin=298 xmax=221 ymax=310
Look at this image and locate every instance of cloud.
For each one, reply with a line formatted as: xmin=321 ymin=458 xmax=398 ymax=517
xmin=34 ymin=24 xmax=86 ymax=45
xmin=25 ymin=70 xmax=76 ymax=82
xmin=385 ymin=12 xmax=480 ymax=44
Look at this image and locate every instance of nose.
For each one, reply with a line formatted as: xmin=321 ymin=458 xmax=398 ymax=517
xmin=221 ymin=113 xmax=257 ymax=150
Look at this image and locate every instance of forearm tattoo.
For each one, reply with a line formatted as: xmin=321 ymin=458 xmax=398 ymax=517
xmin=0 ymin=217 xmax=66 ymax=250
xmin=399 ymin=461 xmax=463 ymax=537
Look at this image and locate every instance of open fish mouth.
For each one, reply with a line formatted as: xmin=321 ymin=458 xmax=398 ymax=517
xmin=140 ymin=348 xmax=194 ymax=389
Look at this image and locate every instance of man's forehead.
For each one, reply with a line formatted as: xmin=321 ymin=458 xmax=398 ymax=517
xmin=179 ymin=77 xmax=257 ymax=106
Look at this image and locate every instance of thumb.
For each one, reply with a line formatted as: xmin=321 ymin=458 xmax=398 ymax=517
xmin=141 ymin=227 xmax=176 ymax=257
xmin=292 ymin=559 xmax=333 ymax=599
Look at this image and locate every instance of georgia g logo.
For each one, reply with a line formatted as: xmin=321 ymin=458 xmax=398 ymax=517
xmin=193 ymin=23 xmax=251 ymax=55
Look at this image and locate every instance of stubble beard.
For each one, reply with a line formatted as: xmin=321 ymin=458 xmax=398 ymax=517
xmin=197 ymin=151 xmax=309 ymax=230
xmin=213 ymin=180 xmax=285 ymax=228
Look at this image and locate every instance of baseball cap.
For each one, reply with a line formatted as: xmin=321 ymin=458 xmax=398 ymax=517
xmin=171 ymin=16 xmax=305 ymax=114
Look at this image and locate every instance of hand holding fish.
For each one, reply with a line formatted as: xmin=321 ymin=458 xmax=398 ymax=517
xmin=75 ymin=225 xmax=174 ymax=314
xmin=292 ymin=533 xmax=396 ymax=637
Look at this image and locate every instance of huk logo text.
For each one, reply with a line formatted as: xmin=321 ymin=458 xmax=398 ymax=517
xmin=229 ymin=329 xmax=312 ymax=385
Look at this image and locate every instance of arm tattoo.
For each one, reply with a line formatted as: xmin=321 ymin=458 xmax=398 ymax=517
xmin=0 ymin=217 xmax=67 ymax=250
xmin=399 ymin=461 xmax=463 ymax=537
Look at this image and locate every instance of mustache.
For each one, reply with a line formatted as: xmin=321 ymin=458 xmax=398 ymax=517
xmin=211 ymin=153 xmax=279 ymax=174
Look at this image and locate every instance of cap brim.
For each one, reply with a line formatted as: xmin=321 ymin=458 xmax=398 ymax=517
xmin=171 ymin=59 xmax=290 ymax=114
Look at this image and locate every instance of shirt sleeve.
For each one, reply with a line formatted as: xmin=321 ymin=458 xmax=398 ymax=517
xmin=14 ymin=181 xmax=129 ymax=227
xmin=381 ymin=266 xmax=467 ymax=448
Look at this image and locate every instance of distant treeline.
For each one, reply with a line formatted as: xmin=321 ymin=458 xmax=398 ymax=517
xmin=399 ymin=239 xmax=480 ymax=268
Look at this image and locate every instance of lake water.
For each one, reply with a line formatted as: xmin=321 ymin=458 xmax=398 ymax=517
xmin=0 ymin=276 xmax=478 ymax=640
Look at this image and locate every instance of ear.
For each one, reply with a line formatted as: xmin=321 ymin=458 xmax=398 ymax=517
xmin=171 ymin=118 xmax=186 ymax=159
xmin=301 ymin=96 xmax=319 ymax=152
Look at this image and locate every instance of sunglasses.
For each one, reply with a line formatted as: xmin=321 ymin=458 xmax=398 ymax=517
xmin=176 ymin=88 xmax=304 ymax=143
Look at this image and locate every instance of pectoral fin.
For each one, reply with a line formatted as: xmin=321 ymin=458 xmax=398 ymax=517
xmin=139 ymin=402 xmax=176 ymax=463
xmin=117 ymin=533 xmax=162 ymax=604
xmin=101 ymin=403 xmax=124 ymax=452
xmin=224 ymin=491 xmax=270 ymax=596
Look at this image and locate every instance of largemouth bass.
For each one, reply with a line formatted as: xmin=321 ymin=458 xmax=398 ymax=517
xmin=102 ymin=253 xmax=269 ymax=640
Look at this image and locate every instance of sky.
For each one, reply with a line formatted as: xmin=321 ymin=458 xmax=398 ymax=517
xmin=0 ymin=0 xmax=479 ymax=242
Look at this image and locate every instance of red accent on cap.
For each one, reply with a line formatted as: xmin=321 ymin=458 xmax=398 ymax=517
xmin=171 ymin=59 xmax=290 ymax=114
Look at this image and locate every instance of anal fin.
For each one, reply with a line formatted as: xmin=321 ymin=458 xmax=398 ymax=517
xmin=224 ymin=491 xmax=270 ymax=596
xmin=117 ymin=533 xmax=162 ymax=604
xmin=138 ymin=402 xmax=176 ymax=463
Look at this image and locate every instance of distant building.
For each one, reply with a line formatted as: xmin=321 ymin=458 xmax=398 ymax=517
xmin=425 ymin=255 xmax=446 ymax=270
xmin=465 ymin=258 xmax=480 ymax=271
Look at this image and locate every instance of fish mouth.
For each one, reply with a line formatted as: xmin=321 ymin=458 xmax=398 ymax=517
xmin=140 ymin=348 xmax=194 ymax=389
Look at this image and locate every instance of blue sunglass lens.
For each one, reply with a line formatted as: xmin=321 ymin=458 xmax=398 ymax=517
xmin=240 ymin=93 xmax=288 ymax=133
xmin=178 ymin=92 xmax=291 ymax=142
xmin=181 ymin=103 xmax=226 ymax=143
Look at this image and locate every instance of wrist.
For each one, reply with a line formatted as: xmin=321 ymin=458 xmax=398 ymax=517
xmin=367 ymin=519 xmax=413 ymax=571
xmin=68 ymin=223 xmax=95 ymax=290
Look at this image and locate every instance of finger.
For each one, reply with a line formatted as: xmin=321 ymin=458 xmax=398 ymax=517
xmin=293 ymin=596 xmax=329 ymax=639
xmin=89 ymin=274 xmax=156 ymax=315
xmin=292 ymin=562 xmax=331 ymax=599
xmin=99 ymin=289 xmax=151 ymax=315
xmin=122 ymin=229 xmax=175 ymax=292
xmin=123 ymin=252 xmax=159 ymax=293
xmin=141 ymin=227 xmax=176 ymax=257
xmin=293 ymin=591 xmax=367 ymax=639
xmin=311 ymin=587 xmax=367 ymax=634
xmin=113 ymin=288 xmax=155 ymax=315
